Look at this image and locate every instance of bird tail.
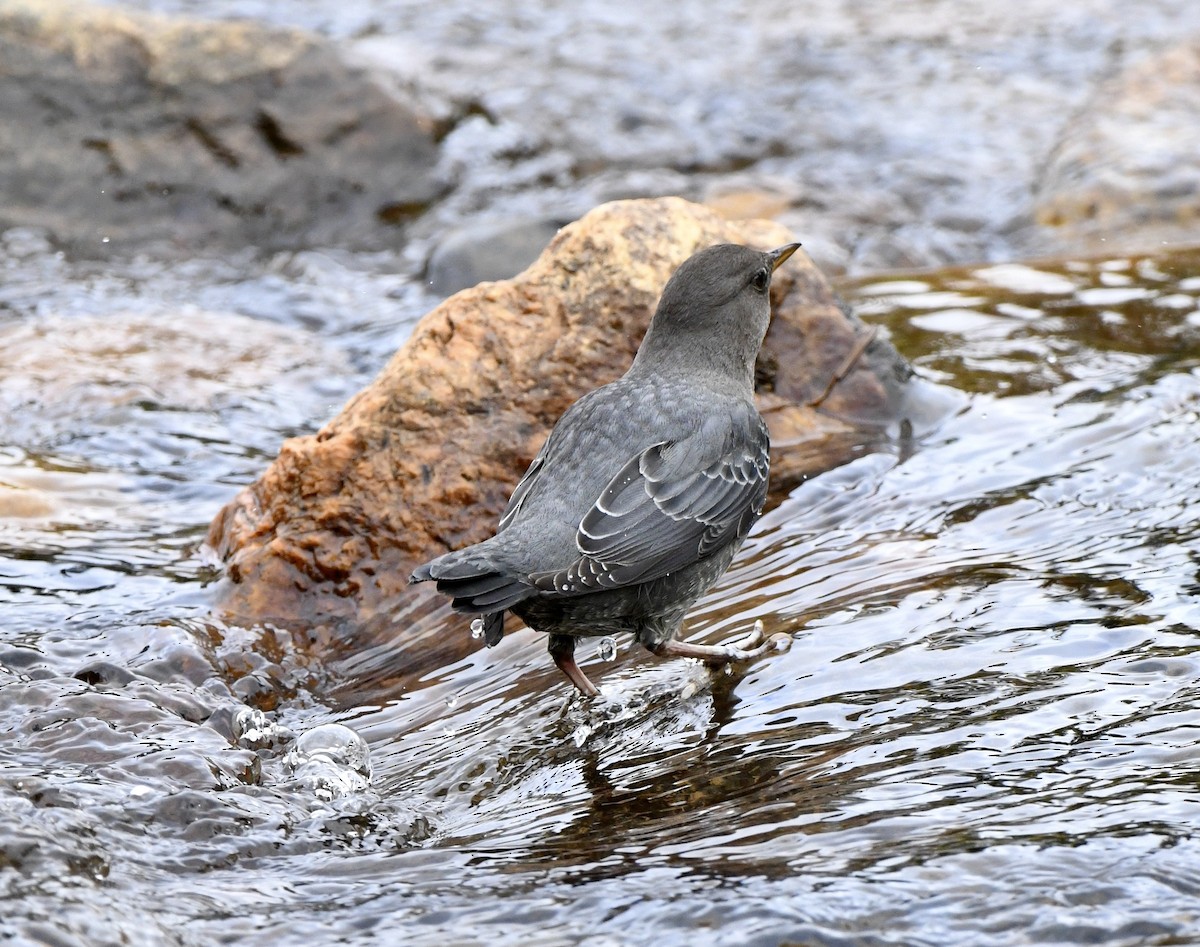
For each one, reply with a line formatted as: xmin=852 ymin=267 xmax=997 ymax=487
xmin=410 ymin=544 xmax=534 ymax=647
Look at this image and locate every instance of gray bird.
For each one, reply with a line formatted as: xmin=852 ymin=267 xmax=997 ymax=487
xmin=411 ymin=242 xmax=799 ymax=695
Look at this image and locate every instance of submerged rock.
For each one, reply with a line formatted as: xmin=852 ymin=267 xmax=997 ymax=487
xmin=207 ymin=197 xmax=928 ymax=630
xmin=0 ymin=0 xmax=440 ymax=252
xmin=0 ymin=308 xmax=350 ymax=453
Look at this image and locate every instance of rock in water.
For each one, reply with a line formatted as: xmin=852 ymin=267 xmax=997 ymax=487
xmin=1034 ymin=38 xmax=1200 ymax=257
xmin=207 ymin=197 xmax=926 ymax=651
xmin=0 ymin=0 xmax=440 ymax=251
xmin=425 ymin=217 xmax=569 ymax=296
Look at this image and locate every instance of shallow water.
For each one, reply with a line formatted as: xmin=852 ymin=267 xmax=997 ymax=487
xmin=3 ymin=244 xmax=1200 ymax=945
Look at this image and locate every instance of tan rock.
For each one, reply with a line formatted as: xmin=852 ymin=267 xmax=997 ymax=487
xmin=0 ymin=485 xmax=56 ymax=519
xmin=705 ymin=189 xmax=796 ymax=224
xmin=207 ymin=197 xmax=916 ymax=630
xmin=1034 ymin=39 xmax=1200 ymax=255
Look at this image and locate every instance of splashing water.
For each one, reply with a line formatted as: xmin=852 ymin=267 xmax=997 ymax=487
xmin=283 ymin=724 xmax=372 ymax=802
xmin=470 ymin=618 xmax=486 ymax=639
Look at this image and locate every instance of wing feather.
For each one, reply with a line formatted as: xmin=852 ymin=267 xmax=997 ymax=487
xmin=497 ymin=455 xmax=544 ymax=533
xmin=530 ymin=408 xmax=769 ymax=595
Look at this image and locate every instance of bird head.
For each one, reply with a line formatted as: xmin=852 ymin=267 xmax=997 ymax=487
xmin=630 ymin=242 xmax=800 ymax=391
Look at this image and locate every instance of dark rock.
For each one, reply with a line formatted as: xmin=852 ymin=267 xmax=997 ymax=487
xmin=73 ymin=662 xmax=137 ymax=687
xmin=424 ymin=217 xmax=567 ymax=296
xmin=0 ymin=647 xmax=49 ymax=671
xmin=0 ymin=0 xmax=441 ymax=252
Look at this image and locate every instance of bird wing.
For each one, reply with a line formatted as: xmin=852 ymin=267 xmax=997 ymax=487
xmin=497 ymin=455 xmax=544 ymax=532
xmin=528 ymin=407 xmax=769 ymax=595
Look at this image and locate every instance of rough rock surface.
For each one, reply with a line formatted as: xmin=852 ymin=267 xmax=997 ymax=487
xmin=207 ymin=197 xmax=919 ymax=629
xmin=0 ymin=0 xmax=440 ymax=252
xmin=1033 ymin=39 xmax=1200 ymax=256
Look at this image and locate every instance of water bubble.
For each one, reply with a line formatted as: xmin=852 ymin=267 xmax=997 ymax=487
xmin=597 ymin=636 xmax=617 ymax=661
xmin=284 ymin=723 xmax=371 ymax=801
xmin=287 ymin=724 xmax=371 ymax=776
xmin=233 ymin=707 xmax=294 ymax=750
xmin=470 ymin=618 xmax=485 ymax=639
xmin=445 ymin=695 xmax=459 ymax=710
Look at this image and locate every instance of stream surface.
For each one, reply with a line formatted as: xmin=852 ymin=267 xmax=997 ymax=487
xmin=6 ymin=0 xmax=1200 ymax=942
xmin=2 ymin=234 xmax=1199 ymax=945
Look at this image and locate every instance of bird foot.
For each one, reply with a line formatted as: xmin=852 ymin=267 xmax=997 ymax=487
xmin=726 ymin=619 xmax=792 ymax=661
xmin=734 ymin=619 xmax=767 ymax=652
xmin=649 ymin=619 xmax=791 ymax=667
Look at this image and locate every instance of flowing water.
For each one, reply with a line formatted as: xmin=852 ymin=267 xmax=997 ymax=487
xmin=3 ymin=236 xmax=1200 ymax=944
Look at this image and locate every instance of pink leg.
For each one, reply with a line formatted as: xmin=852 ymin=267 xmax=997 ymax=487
xmin=548 ymin=634 xmax=601 ymax=697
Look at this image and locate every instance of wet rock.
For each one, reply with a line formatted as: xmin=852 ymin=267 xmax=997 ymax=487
xmin=207 ymin=197 xmax=924 ymax=629
xmin=0 ymin=647 xmax=50 ymax=673
xmin=1034 ymin=38 xmax=1200 ymax=256
xmin=703 ymin=176 xmax=803 ymax=226
xmin=424 ymin=216 xmax=568 ymax=296
xmin=73 ymin=662 xmax=138 ymax=687
xmin=0 ymin=0 xmax=440 ymax=252
xmin=702 ymin=177 xmax=855 ymax=275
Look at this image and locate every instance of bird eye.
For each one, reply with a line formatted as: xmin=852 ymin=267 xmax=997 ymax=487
xmin=752 ymin=268 xmax=770 ymax=293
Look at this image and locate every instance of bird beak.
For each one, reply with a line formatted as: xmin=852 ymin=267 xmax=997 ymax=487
xmin=769 ymin=243 xmax=801 ymax=271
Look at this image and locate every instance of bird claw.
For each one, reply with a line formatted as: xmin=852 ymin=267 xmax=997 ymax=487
xmin=650 ymin=619 xmax=792 ymax=669
xmin=735 ymin=619 xmax=766 ymax=651
xmin=710 ymin=619 xmax=787 ymax=657
xmin=724 ymin=619 xmax=792 ymax=652
xmin=716 ymin=621 xmax=792 ymax=663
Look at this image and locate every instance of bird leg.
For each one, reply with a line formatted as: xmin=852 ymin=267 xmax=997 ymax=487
xmin=647 ymin=620 xmax=791 ymax=668
xmin=548 ymin=634 xmax=601 ymax=697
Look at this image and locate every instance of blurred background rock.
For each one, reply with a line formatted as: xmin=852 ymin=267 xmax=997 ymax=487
xmin=2 ymin=0 xmax=1197 ymax=283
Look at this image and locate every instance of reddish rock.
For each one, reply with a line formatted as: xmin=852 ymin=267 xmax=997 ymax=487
xmin=207 ymin=197 xmax=914 ymax=638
